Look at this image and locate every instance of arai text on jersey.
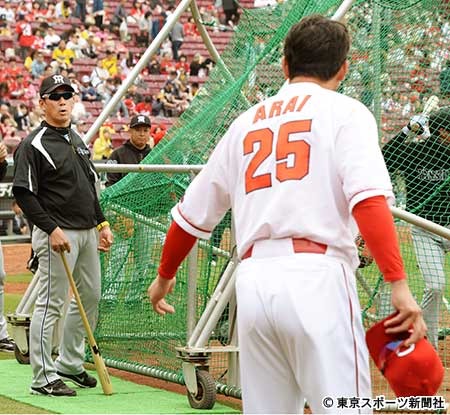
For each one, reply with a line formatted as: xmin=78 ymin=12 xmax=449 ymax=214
xmin=253 ymin=95 xmax=311 ymax=123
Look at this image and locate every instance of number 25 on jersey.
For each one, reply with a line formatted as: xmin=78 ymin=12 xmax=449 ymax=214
xmin=243 ymin=119 xmax=312 ymax=194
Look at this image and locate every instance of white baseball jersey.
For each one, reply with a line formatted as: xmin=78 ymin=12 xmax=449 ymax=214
xmin=172 ymin=81 xmax=394 ymax=269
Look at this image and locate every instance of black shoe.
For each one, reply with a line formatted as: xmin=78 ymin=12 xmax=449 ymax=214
xmin=57 ymin=371 xmax=97 ymax=388
xmin=0 ymin=337 xmax=15 ymax=352
xmin=30 ymin=379 xmax=77 ymax=396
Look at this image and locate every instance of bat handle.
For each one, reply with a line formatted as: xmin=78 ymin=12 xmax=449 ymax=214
xmin=60 ymin=252 xmax=114 ymax=395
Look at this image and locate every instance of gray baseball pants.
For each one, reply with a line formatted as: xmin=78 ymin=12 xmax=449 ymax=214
xmin=371 ymin=224 xmax=448 ymax=349
xmin=411 ymin=225 xmax=449 ymax=349
xmin=30 ymin=227 xmax=100 ymax=388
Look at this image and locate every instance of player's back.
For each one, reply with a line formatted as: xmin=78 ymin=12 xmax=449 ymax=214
xmin=225 ymin=81 xmax=392 ymax=267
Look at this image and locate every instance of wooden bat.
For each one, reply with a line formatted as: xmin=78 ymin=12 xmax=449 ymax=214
xmin=60 ymin=252 xmax=113 ymax=395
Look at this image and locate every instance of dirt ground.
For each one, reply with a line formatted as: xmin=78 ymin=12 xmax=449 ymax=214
xmin=3 ymin=243 xmax=32 ymax=276
xmin=3 ymin=243 xmax=242 ymax=412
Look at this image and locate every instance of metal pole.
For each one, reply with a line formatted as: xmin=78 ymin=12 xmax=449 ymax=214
xmin=189 ymin=0 xmax=222 ymax=69
xmin=194 ymin=268 xmax=236 ymax=348
xmin=390 ymin=206 xmax=450 ymax=240
xmin=189 ymin=0 xmax=246 ymax=95
xmin=83 ymin=0 xmax=194 ymax=145
xmin=95 ymin=162 xmax=450 ymax=241
xmin=331 ymin=0 xmax=355 ymax=21
xmin=187 ymin=260 xmax=236 ymax=347
xmin=186 ymin=237 xmax=199 ymax=339
xmin=371 ymin=2 xmax=383 ymax=138
xmin=94 ymin=163 xmax=203 ymax=173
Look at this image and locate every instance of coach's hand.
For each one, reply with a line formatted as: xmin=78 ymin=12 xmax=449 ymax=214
xmin=386 ymin=279 xmax=427 ymax=347
xmin=98 ymin=226 xmax=113 ymax=252
xmin=148 ymin=276 xmax=176 ymax=315
xmin=50 ymin=227 xmax=71 ymax=253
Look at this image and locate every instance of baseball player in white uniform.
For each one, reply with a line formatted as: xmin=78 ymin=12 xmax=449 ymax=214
xmin=148 ymin=15 xmax=426 ymax=413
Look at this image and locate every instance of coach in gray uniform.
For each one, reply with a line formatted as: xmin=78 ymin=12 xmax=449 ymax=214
xmin=12 ymin=74 xmax=113 ymax=397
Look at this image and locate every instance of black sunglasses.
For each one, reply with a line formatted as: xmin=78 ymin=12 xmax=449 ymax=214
xmin=42 ymin=92 xmax=75 ymax=101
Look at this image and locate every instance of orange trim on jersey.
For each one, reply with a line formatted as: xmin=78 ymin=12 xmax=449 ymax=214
xmin=349 ymin=188 xmax=391 ymax=205
xmin=352 ymin=196 xmax=406 ymax=282
xmin=176 ymin=205 xmax=213 ymax=234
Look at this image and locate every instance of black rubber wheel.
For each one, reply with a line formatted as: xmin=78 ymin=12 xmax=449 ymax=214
xmin=187 ymin=370 xmax=216 ymax=409
xmin=14 ymin=343 xmax=30 ymax=365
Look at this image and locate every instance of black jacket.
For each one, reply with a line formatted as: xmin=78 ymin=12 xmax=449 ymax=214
xmin=382 ymin=130 xmax=450 ymax=226
xmin=106 ymin=140 xmax=151 ymax=187
xmin=13 ymin=121 xmax=105 ymax=234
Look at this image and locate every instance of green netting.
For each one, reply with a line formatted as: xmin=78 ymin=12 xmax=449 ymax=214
xmin=96 ymin=0 xmax=450 ymax=403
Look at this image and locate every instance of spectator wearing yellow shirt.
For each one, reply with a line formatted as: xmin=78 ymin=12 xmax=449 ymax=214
xmin=52 ymin=39 xmax=75 ymax=70
xmin=92 ymin=123 xmax=115 ymax=160
xmin=101 ymin=50 xmax=118 ymax=77
xmin=24 ymin=50 xmax=37 ymax=73
xmin=0 ymin=20 xmax=11 ymax=37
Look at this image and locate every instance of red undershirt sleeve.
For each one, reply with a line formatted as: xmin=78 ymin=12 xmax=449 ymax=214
xmin=158 ymin=221 xmax=198 ymax=279
xmin=352 ymin=195 xmax=406 ymax=282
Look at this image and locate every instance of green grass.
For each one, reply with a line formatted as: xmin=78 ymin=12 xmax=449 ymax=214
xmin=7 ymin=273 xmax=34 ymax=285
xmin=5 ymin=293 xmax=25 ymax=315
xmin=1 ymin=273 xmax=54 ymax=413
xmin=4 ymin=272 xmax=33 ymax=313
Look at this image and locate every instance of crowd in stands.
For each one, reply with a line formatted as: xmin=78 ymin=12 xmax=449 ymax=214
xmin=0 ymin=1 xmax=446 ymax=156
xmin=0 ymin=0 xmax=243 ymax=157
xmin=343 ymin=4 xmax=450 ymax=143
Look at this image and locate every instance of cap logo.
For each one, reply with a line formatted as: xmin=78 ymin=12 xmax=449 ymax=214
xmin=52 ymin=75 xmax=65 ymax=84
xmin=137 ymin=115 xmax=146 ymax=124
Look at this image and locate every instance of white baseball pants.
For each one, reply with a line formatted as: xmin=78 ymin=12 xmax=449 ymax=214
xmin=235 ymin=242 xmax=371 ymax=414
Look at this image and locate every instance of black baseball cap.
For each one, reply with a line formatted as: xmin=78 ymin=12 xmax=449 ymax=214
xmin=130 ymin=114 xmax=151 ymax=128
xmin=39 ymin=74 xmax=75 ymax=97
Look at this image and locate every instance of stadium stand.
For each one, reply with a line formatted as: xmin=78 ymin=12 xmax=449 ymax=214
xmin=0 ymin=0 xmax=255 ymax=152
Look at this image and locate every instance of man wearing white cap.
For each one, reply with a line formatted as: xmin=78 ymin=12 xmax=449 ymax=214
xmin=79 ymin=74 xmax=98 ymax=101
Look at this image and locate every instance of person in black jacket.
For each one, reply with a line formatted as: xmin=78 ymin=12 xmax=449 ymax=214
xmin=13 ymin=74 xmax=113 ymax=396
xmin=382 ymin=106 xmax=450 ymax=349
xmin=105 ymin=114 xmax=152 ymax=187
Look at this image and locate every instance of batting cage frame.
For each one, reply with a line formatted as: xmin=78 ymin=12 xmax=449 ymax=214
xmin=96 ymin=164 xmax=450 ymax=410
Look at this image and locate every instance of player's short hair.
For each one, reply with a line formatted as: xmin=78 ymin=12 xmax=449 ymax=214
xmin=283 ymin=14 xmax=350 ymax=81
